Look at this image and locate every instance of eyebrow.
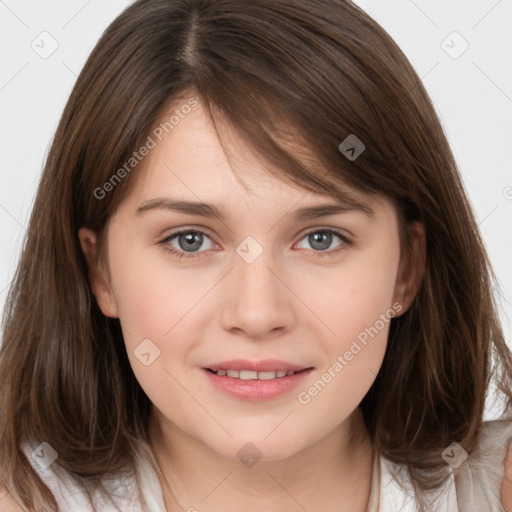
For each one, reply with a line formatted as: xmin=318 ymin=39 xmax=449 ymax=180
xmin=136 ymin=197 xmax=374 ymax=221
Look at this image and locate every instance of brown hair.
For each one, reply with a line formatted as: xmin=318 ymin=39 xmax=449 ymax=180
xmin=1 ymin=0 xmax=511 ymax=510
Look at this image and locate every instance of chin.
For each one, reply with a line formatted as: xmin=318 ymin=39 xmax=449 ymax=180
xmin=207 ymin=434 xmax=306 ymax=464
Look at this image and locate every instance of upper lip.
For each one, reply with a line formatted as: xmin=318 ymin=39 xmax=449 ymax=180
xmin=205 ymin=359 xmax=311 ymax=372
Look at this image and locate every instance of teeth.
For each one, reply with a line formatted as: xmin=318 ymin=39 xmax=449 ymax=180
xmin=258 ymin=371 xmax=279 ymax=380
xmin=214 ymin=369 xmax=299 ymax=380
xmin=239 ymin=370 xmax=258 ymax=380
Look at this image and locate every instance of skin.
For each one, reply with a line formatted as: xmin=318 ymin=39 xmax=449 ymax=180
xmin=79 ymin=95 xmax=426 ymax=512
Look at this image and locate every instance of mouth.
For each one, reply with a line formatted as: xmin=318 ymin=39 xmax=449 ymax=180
xmin=205 ymin=368 xmax=311 ymax=380
xmin=202 ymin=360 xmax=314 ymax=401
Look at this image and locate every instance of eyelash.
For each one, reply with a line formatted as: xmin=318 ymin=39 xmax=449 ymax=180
xmin=159 ymin=227 xmax=353 ymax=260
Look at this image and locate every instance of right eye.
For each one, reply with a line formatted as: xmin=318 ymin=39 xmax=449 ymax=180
xmin=160 ymin=229 xmax=219 ymax=259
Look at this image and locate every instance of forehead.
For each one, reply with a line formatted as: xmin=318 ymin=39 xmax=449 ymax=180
xmin=134 ymin=96 xmax=293 ymax=195
xmin=114 ymin=95 xmax=391 ymax=224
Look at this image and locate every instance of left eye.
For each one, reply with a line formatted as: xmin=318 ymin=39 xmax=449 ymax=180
xmin=295 ymin=229 xmax=349 ymax=253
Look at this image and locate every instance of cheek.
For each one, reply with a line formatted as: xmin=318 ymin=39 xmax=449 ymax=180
xmin=308 ymin=241 xmax=400 ymax=346
xmin=109 ymin=241 xmax=209 ymax=340
xmin=107 ymin=244 xmax=205 ymax=404
xmin=297 ymin=237 xmax=400 ymax=403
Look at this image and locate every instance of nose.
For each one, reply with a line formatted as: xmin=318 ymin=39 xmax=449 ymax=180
xmin=220 ymin=245 xmax=296 ymax=340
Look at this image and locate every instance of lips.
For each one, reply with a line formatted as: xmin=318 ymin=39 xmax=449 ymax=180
xmin=203 ymin=362 xmax=314 ymax=401
xmin=210 ymin=369 xmax=299 ymax=380
xmin=205 ymin=359 xmax=310 ymax=373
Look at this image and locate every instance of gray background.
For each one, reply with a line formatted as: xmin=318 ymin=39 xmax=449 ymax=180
xmin=0 ymin=1 xmax=511 ymax=417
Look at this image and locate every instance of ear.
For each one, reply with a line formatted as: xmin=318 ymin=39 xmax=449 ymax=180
xmin=78 ymin=227 xmax=119 ymax=318
xmin=392 ymin=221 xmax=426 ymax=315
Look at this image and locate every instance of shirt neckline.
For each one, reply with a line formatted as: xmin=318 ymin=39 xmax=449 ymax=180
xmin=366 ymin=448 xmax=381 ymax=511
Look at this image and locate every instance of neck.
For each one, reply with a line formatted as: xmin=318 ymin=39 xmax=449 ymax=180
xmin=148 ymin=408 xmax=374 ymax=512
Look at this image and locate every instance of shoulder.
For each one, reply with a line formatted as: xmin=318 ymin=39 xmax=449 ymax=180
xmin=377 ymin=420 xmax=512 ymax=512
xmin=0 ymin=489 xmax=28 ymax=511
xmin=19 ymin=439 xmax=143 ymax=511
xmin=474 ymin=419 xmax=512 ymax=472
xmin=461 ymin=418 xmax=512 ymax=512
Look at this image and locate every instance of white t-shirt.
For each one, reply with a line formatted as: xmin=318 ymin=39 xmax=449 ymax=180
xmin=22 ymin=419 xmax=512 ymax=512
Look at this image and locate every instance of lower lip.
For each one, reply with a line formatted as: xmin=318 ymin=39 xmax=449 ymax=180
xmin=203 ymin=368 xmax=314 ymax=401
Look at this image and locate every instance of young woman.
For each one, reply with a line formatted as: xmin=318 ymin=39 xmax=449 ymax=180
xmin=1 ymin=0 xmax=511 ymax=511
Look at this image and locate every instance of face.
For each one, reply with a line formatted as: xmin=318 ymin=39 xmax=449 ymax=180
xmin=80 ymin=96 xmax=423 ymax=462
